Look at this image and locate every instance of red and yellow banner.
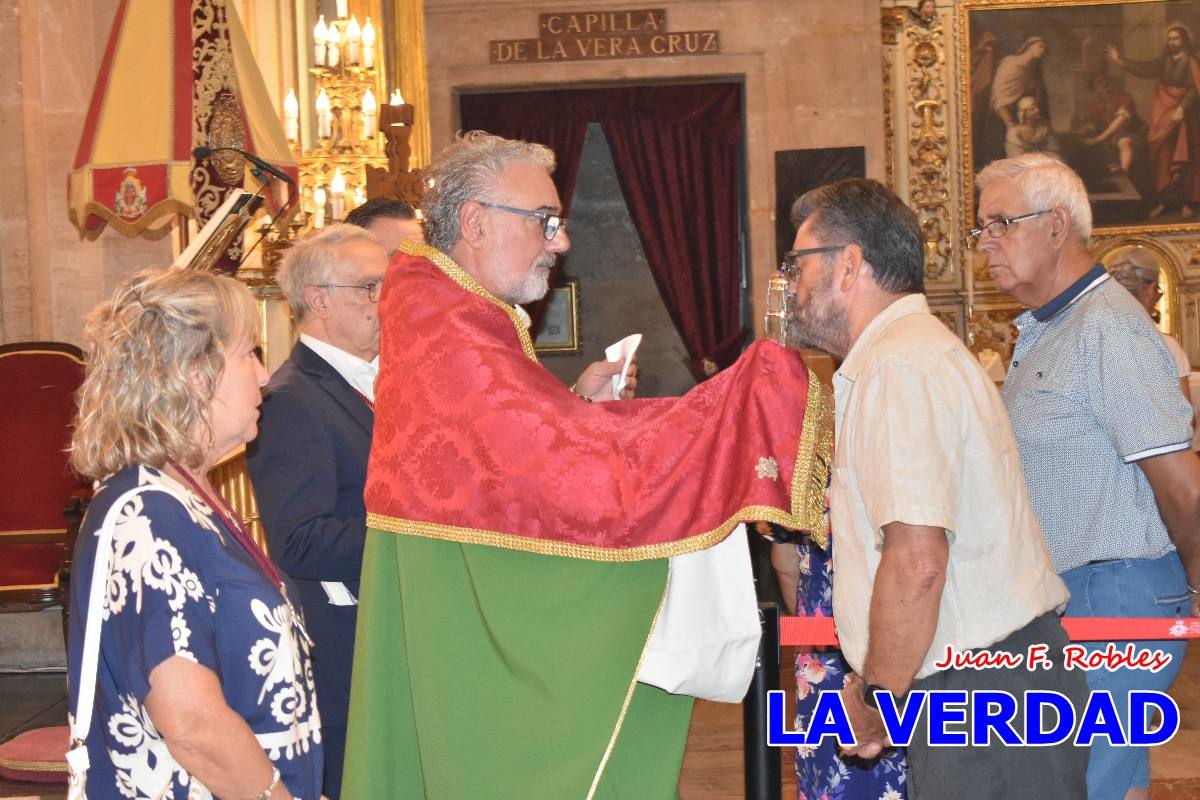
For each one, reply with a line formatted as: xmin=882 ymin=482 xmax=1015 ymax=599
xmin=67 ymin=0 xmax=295 ymax=253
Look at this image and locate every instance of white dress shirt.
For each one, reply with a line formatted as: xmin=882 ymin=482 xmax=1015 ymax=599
xmin=299 ymin=333 xmax=379 ymax=401
xmin=296 ymin=333 xmax=378 ymax=606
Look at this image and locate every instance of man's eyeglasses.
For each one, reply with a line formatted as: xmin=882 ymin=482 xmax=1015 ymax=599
xmin=778 ymin=245 xmax=848 ymax=279
xmin=319 ymin=280 xmax=384 ymax=302
xmin=480 ymin=202 xmax=567 ymax=240
xmin=968 ymin=209 xmax=1051 ymax=243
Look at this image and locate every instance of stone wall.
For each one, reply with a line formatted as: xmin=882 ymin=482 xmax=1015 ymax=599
xmin=424 ymin=0 xmax=887 ymax=339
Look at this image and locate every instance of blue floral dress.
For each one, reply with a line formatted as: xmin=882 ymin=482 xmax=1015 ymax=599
xmin=763 ymin=522 xmax=907 ymax=800
xmin=66 ymin=465 xmax=323 ymax=800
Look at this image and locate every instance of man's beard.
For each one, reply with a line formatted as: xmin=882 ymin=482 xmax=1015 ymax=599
xmin=508 ymin=256 xmax=556 ymax=305
xmin=784 ymin=268 xmax=850 ymax=357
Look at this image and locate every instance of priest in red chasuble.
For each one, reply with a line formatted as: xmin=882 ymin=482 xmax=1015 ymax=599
xmin=341 ymin=131 xmax=831 ymax=799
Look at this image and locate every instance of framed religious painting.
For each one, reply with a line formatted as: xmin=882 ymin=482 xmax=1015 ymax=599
xmin=533 ymin=281 xmax=581 ymax=354
xmin=959 ymin=0 xmax=1200 ymax=235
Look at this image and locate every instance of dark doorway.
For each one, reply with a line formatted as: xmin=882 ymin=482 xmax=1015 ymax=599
xmin=458 ymin=81 xmax=749 ymax=390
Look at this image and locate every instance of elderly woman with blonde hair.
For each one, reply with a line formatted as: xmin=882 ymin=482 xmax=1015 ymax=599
xmin=66 ymin=268 xmax=323 ymax=800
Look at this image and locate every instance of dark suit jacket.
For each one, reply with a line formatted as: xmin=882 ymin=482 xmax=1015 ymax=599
xmin=246 ymin=340 xmax=372 ymax=729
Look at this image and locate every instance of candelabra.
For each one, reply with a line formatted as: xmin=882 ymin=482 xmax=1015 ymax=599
xmin=282 ymin=6 xmax=419 ymax=229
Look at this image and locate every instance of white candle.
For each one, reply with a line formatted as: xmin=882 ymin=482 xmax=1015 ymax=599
xmin=362 ymin=88 xmax=377 ymax=140
xmin=315 ymin=89 xmax=332 ymax=139
xmin=331 ymin=168 xmax=346 ymax=221
xmin=346 ymin=16 xmax=361 ymax=65
xmin=389 ymin=88 xmax=404 ymax=106
xmin=353 ymin=185 xmax=366 ymax=209
xmin=283 ymin=89 xmax=299 ymax=142
xmin=313 ymin=187 xmax=327 ymax=229
xmin=362 ymin=18 xmax=376 ymax=69
xmin=336 ymin=0 xmax=349 ymax=19
xmin=313 ymin=15 xmax=327 ymax=65
xmin=326 ymin=26 xmax=341 ymax=68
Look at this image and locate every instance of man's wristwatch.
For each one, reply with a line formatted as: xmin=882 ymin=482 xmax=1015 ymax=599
xmin=860 ymin=681 xmax=885 ymax=710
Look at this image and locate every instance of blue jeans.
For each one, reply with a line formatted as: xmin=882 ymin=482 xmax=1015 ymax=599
xmin=1061 ymin=552 xmax=1190 ymax=800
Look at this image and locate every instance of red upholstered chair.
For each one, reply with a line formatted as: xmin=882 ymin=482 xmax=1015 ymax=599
xmin=0 ymin=343 xmax=87 ymax=787
xmin=0 ymin=342 xmax=90 ymax=620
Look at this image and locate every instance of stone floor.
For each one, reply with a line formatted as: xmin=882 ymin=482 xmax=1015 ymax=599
xmin=2 ymin=643 xmax=1197 ymax=799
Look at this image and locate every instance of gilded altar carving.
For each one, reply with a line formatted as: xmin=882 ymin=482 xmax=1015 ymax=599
xmin=883 ymin=0 xmax=1200 ymax=363
xmin=883 ymin=6 xmax=953 ymax=284
xmin=970 ymin=307 xmax=1023 ymax=363
xmin=883 ymin=55 xmax=895 ymax=186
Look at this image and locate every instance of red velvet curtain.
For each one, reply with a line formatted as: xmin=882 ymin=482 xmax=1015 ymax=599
xmin=459 ymin=83 xmax=747 ymax=378
xmin=458 ymin=97 xmax=590 ymax=214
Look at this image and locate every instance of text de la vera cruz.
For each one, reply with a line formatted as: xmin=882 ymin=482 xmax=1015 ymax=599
xmin=490 ymin=9 xmax=720 ymax=63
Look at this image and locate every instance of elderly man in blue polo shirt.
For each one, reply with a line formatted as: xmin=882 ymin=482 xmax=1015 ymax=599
xmin=976 ymin=153 xmax=1200 ymax=800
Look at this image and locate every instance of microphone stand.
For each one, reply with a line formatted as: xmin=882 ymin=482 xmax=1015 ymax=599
xmin=193 ymin=146 xmax=298 ymax=270
xmin=238 ymin=170 xmax=295 ymax=269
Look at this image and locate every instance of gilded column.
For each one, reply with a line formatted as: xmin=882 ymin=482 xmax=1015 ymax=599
xmin=389 ymin=0 xmax=430 ymax=168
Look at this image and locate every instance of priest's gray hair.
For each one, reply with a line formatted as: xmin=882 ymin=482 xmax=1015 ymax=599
xmin=422 ymin=131 xmax=557 ymax=254
xmin=977 ymin=153 xmax=1092 ymax=242
xmin=278 ymin=223 xmax=379 ymax=321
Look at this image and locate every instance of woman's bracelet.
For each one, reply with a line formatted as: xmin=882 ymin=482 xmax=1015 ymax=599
xmin=253 ymin=767 xmax=281 ymax=800
xmin=1188 ymin=583 xmax=1200 ymax=596
xmin=568 ymin=383 xmax=593 ymax=403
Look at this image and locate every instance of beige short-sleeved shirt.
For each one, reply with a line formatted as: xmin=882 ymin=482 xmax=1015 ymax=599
xmin=830 ymin=294 xmax=1068 ymax=679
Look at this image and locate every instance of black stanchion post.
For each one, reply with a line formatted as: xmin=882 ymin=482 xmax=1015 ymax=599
xmin=743 ymin=602 xmax=781 ymax=800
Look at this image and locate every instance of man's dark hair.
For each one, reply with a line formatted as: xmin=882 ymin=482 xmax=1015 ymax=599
xmin=789 ymin=178 xmax=925 ymax=294
xmin=345 ymin=198 xmax=417 ymax=229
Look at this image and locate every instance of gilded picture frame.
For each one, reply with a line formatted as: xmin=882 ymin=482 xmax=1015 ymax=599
xmin=533 ymin=281 xmax=581 ymax=354
xmin=958 ymin=0 xmax=1200 ymax=236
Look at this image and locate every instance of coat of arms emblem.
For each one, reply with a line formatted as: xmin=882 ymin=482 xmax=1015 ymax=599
xmin=114 ymin=167 xmax=149 ymax=221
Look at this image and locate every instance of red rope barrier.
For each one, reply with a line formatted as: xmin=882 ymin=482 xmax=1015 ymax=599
xmin=779 ymin=615 xmax=1200 ymax=647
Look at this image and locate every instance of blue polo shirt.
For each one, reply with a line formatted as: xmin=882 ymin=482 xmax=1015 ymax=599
xmin=1000 ymin=264 xmax=1193 ymax=574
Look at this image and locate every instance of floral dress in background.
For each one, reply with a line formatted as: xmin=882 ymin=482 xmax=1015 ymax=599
xmin=763 ymin=521 xmax=906 ymax=800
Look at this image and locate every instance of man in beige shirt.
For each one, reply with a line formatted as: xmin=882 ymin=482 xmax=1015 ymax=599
xmin=782 ymin=178 xmax=1086 ymax=799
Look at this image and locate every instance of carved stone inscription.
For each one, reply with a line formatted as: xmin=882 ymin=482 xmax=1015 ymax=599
xmin=490 ymin=9 xmax=719 ymax=63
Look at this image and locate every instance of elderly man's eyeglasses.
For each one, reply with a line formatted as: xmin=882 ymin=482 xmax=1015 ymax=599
xmin=968 ymin=209 xmax=1051 ymax=242
xmin=480 ymin=202 xmax=567 ymax=240
xmin=319 ymin=280 xmax=384 ymax=302
xmin=778 ymin=245 xmax=848 ymax=280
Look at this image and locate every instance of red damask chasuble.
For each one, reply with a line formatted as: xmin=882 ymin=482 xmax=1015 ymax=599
xmin=365 ymin=242 xmax=831 ymax=558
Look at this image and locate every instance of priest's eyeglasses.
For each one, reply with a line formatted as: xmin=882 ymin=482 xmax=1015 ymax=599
xmin=320 ymin=280 xmax=384 ymax=303
xmin=968 ymin=209 xmax=1051 ymax=243
xmin=480 ymin=202 xmax=568 ymax=240
xmin=778 ymin=246 xmax=848 ymax=280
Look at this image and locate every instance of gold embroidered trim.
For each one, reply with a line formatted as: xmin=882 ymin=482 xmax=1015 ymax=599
xmin=397 ymin=241 xmax=539 ymax=363
xmin=0 ymin=756 xmax=68 ymax=772
xmin=791 ymin=367 xmax=834 ymax=550
xmin=585 ymin=568 xmax=669 ymax=800
xmin=0 ymin=350 xmax=83 ymax=365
